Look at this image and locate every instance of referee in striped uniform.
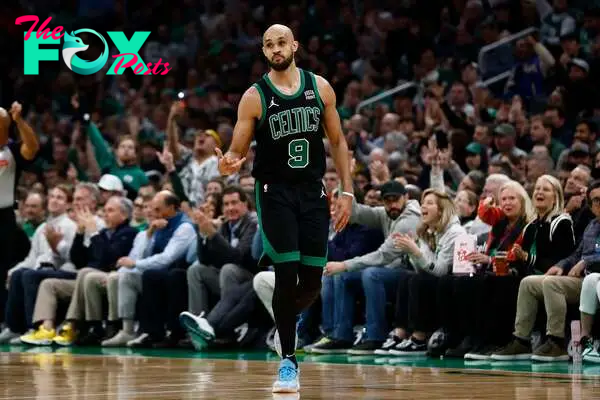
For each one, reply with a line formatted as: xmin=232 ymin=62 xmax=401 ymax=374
xmin=0 ymin=102 xmax=39 ymax=289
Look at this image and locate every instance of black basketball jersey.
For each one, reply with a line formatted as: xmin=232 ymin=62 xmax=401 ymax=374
xmin=251 ymin=68 xmax=326 ymax=184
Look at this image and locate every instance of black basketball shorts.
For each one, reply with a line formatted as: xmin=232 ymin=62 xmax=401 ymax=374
xmin=254 ymin=180 xmax=330 ymax=267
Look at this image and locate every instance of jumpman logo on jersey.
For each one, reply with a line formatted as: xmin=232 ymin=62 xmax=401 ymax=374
xmin=269 ymin=97 xmax=279 ymax=109
xmin=320 ymin=188 xmax=326 ymax=198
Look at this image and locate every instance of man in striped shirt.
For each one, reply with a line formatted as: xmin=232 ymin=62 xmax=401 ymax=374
xmin=0 ymin=102 xmax=39 ymax=304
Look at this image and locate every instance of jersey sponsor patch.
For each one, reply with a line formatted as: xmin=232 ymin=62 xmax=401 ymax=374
xmin=304 ymin=90 xmax=315 ymax=100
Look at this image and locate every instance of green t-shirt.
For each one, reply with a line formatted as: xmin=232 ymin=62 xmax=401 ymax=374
xmin=87 ymin=123 xmax=149 ymax=193
xmin=131 ymin=221 xmax=148 ymax=232
xmin=21 ymin=221 xmax=42 ymax=238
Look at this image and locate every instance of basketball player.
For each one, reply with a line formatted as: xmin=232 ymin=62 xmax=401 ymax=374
xmin=215 ymin=24 xmax=353 ymax=393
xmin=0 ymin=103 xmax=39 ymax=289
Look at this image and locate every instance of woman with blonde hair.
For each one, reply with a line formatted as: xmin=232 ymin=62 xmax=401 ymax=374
xmin=406 ymin=189 xmax=464 ymax=275
xmin=443 ymin=180 xmax=535 ymax=359
xmin=377 ymin=189 xmax=466 ymax=356
xmin=491 ymin=174 xmax=577 ymax=362
xmin=512 ymin=175 xmax=572 ymax=274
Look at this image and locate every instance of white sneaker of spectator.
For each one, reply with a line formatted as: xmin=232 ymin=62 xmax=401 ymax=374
xmin=303 ymin=336 xmax=331 ymax=353
xmin=388 ymin=337 xmax=427 ymax=356
xmin=583 ymin=340 xmax=600 ymax=364
xmin=12 ymin=330 xmax=32 ymax=345
xmin=375 ymin=335 xmax=405 ymax=355
xmin=126 ymin=333 xmax=150 ymax=347
xmin=0 ymin=327 xmax=20 ymax=344
xmin=179 ymin=311 xmax=216 ymax=343
xmin=102 ymin=330 xmax=137 ymax=347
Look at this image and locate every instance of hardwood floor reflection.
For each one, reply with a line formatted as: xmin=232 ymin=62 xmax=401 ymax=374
xmin=0 ymin=351 xmax=599 ymax=399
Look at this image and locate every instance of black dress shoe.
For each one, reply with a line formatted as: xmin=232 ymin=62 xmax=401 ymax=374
xmin=152 ymin=334 xmax=181 ymax=349
xmin=445 ymin=336 xmax=477 ymax=358
xmin=76 ymin=328 xmax=105 ymax=346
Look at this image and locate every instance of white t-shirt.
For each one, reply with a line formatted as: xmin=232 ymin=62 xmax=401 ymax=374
xmin=0 ymin=142 xmax=27 ymax=209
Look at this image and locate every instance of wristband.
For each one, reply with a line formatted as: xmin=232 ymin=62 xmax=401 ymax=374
xmin=342 ymin=191 xmax=354 ymax=198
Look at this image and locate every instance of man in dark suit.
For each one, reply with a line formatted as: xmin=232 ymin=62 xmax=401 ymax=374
xmin=182 ymin=186 xmax=257 ymax=323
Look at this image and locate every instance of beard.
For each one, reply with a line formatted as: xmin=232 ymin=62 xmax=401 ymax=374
xmin=267 ymin=53 xmax=294 ymax=71
xmin=385 ymin=207 xmax=402 ymax=220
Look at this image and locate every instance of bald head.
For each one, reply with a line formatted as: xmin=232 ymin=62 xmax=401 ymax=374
xmin=153 ymin=190 xmax=180 ymax=219
xmin=263 ymin=24 xmax=294 ymax=42
xmin=155 ymin=190 xmax=179 ymax=206
xmin=262 ymin=24 xmax=298 ymax=72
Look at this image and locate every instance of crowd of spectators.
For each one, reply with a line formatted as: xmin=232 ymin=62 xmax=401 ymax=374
xmin=3 ymin=0 xmax=600 ymax=366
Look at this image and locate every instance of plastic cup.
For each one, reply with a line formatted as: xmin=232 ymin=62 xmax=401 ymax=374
xmin=494 ymin=251 xmax=509 ymax=276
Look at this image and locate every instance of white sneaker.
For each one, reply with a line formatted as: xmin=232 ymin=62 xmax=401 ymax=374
xmin=303 ymin=336 xmax=331 ymax=354
xmin=583 ymin=346 xmax=600 ymax=363
xmin=11 ymin=330 xmax=31 ymax=345
xmin=179 ymin=311 xmax=215 ymax=341
xmin=0 ymin=328 xmax=20 ymax=344
xmin=126 ymin=333 xmax=149 ymax=347
xmin=375 ymin=336 xmax=404 ymax=356
xmin=388 ymin=338 xmax=427 ymax=356
xmin=102 ymin=331 xmax=137 ymax=347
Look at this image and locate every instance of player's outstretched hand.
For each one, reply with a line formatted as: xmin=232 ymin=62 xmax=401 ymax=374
xmin=215 ymin=148 xmax=246 ymax=176
xmin=334 ymin=194 xmax=352 ymax=232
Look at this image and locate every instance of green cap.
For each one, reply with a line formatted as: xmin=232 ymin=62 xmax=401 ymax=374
xmin=466 ymin=142 xmax=483 ymax=154
xmin=494 ymin=123 xmax=516 ymax=137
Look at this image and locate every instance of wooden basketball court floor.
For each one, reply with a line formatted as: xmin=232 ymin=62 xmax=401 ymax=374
xmin=1 ymin=345 xmax=600 ymax=399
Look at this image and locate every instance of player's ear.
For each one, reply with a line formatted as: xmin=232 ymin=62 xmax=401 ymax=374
xmin=292 ymin=40 xmax=299 ymax=52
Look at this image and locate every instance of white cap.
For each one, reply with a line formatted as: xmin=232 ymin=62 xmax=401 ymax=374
xmin=98 ymin=174 xmax=124 ymax=192
xmin=569 ymin=58 xmax=590 ymax=73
